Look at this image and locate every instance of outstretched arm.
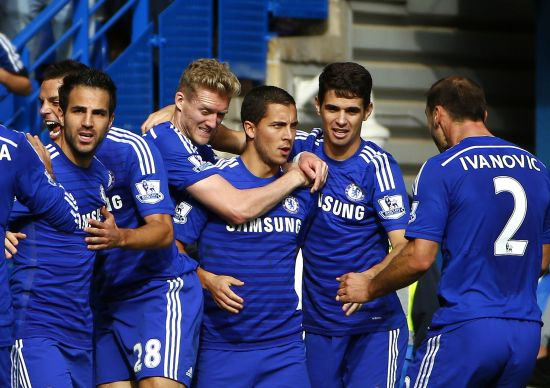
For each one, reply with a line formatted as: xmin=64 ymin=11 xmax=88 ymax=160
xmin=340 ymin=229 xmax=408 ymax=316
xmin=0 ymin=68 xmax=31 ymax=96
xmin=337 ymin=238 xmax=438 ymax=304
xmin=187 ymin=164 xmax=311 ymax=225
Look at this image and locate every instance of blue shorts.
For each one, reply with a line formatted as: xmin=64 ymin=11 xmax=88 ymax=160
xmin=11 ymin=338 xmax=92 ymax=387
xmin=405 ymin=318 xmax=540 ymax=388
xmin=95 ymin=272 xmax=203 ymax=386
xmin=305 ymin=323 xmax=408 ymax=388
xmin=194 ymin=341 xmax=311 ymax=388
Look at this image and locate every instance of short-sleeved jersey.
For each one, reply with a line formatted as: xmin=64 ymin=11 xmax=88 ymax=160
xmin=93 ymin=128 xmax=191 ymax=296
xmin=188 ymin=157 xmax=313 ymax=350
xmin=9 ymin=143 xmax=108 ymax=349
xmin=291 ymin=128 xmax=409 ymax=335
xmin=407 ymin=136 xmax=550 ymax=328
xmin=0 ymin=33 xmax=26 ymax=75
xmin=145 ymin=122 xmax=219 ymax=245
xmin=0 ymin=126 xmax=76 ymax=346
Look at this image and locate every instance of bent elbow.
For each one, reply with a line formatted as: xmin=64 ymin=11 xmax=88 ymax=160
xmin=162 ymin=226 xmax=174 ymax=247
xmin=410 ymin=256 xmax=432 ymax=273
xmin=227 ymin=212 xmax=248 ymax=226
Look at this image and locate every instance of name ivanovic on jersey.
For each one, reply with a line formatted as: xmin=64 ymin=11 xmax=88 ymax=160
xmin=456 ymin=152 xmax=540 ymax=171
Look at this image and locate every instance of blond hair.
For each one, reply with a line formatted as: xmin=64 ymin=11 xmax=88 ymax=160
xmin=178 ymin=58 xmax=241 ymax=98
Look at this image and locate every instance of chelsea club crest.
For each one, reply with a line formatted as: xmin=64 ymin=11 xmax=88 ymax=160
xmin=345 ymin=183 xmax=364 ymax=202
xmin=282 ymin=196 xmax=299 ymax=214
xmin=99 ymin=184 xmax=108 ymax=206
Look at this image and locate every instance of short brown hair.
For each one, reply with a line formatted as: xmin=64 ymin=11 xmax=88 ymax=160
xmin=178 ymin=58 xmax=240 ymax=98
xmin=426 ymin=76 xmax=487 ymax=122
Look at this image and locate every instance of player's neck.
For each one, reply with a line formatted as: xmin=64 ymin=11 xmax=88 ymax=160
xmin=323 ymin=136 xmax=361 ymax=161
xmin=449 ymin=120 xmax=493 ymax=147
xmin=59 ymin=134 xmax=93 ymax=168
xmin=241 ymin=147 xmax=279 ymax=178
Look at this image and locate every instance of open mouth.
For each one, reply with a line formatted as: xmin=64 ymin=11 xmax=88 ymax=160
xmin=198 ymin=127 xmax=212 ymax=136
xmin=78 ymin=131 xmax=94 ymax=144
xmin=45 ymin=120 xmax=61 ymax=138
xmin=279 ymin=146 xmax=291 ymax=157
xmin=332 ymin=128 xmax=349 ymax=139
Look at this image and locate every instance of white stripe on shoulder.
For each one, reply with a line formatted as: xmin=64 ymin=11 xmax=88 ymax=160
xmin=109 ymin=127 xmax=156 ymax=174
xmin=0 ymin=33 xmax=23 ymax=72
xmin=172 ymin=127 xmax=195 ymax=155
xmin=412 ymin=161 xmax=428 ymax=196
xmin=213 ymin=158 xmax=239 ymax=170
xmin=295 ymin=130 xmax=309 ymax=138
xmin=0 ymin=135 xmax=18 ymax=147
xmin=106 ymin=134 xmax=147 ymax=175
xmin=364 ymin=145 xmax=396 ymax=190
xmin=361 ymin=148 xmax=387 ymax=192
xmin=149 ymin=127 xmax=157 ymax=139
xmin=441 ymin=145 xmax=534 ymax=167
xmin=311 ymin=127 xmax=323 ymax=137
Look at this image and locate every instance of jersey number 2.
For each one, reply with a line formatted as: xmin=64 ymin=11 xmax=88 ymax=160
xmin=493 ymin=176 xmax=528 ymax=256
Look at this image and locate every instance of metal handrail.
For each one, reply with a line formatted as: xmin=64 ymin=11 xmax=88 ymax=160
xmin=6 ymin=0 xmax=148 ymax=131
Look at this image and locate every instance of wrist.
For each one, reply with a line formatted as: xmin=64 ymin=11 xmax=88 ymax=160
xmin=117 ymin=228 xmax=129 ymax=248
xmin=286 ymin=168 xmax=306 ymax=188
xmin=292 ymin=152 xmax=304 ymax=163
xmin=197 ymin=268 xmax=214 ymax=290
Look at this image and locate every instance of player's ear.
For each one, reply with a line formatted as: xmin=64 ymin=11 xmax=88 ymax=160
xmin=243 ymin=120 xmax=256 ymax=139
xmin=108 ymin=113 xmax=114 ymax=130
xmin=174 ymin=91 xmax=185 ymax=111
xmin=59 ymin=109 xmax=65 ymax=127
xmin=314 ymin=96 xmax=321 ymax=116
xmin=363 ymin=102 xmax=373 ymax=121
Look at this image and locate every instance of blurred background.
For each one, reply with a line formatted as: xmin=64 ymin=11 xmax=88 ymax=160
xmin=0 ymin=0 xmax=546 ymax=190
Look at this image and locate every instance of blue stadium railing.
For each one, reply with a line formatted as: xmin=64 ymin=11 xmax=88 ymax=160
xmin=1 ymin=0 xmax=328 ymax=135
xmin=3 ymin=0 xmax=150 ymax=133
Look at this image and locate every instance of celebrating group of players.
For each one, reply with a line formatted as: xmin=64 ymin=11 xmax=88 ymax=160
xmin=1 ymin=57 xmax=549 ymax=388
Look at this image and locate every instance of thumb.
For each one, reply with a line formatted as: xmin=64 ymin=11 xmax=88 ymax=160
xmin=101 ymin=206 xmax=113 ymax=220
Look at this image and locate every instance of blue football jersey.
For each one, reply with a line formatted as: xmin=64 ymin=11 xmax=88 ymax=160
xmin=407 ymin=136 xmax=550 ymax=328
xmin=9 ymin=142 xmax=108 ymax=349
xmin=0 ymin=33 xmax=26 ymax=75
xmin=93 ymin=128 xmax=192 ymax=296
xmin=145 ymin=122 xmax=219 ymax=245
xmin=189 ymin=157 xmax=313 ymax=350
xmin=0 ymin=126 xmax=76 ymax=346
xmin=291 ymin=128 xmax=409 ymax=335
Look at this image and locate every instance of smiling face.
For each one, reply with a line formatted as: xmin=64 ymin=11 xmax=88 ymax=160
xmin=316 ymin=89 xmax=372 ymax=160
xmin=39 ymin=78 xmax=64 ymax=142
xmin=60 ymin=85 xmax=113 ymax=166
xmin=174 ymin=87 xmax=230 ymax=145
